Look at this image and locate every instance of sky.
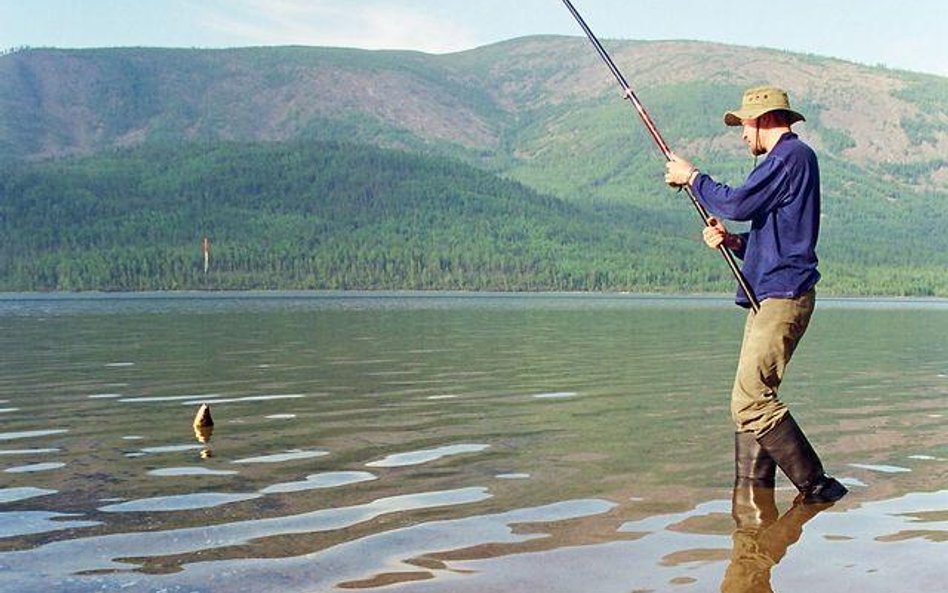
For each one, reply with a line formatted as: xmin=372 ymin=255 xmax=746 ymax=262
xmin=1 ymin=0 xmax=946 ymax=77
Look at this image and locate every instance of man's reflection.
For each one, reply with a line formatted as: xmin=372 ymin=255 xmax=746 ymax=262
xmin=722 ymin=444 xmax=835 ymax=593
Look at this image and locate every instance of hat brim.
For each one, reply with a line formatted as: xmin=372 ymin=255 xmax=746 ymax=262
xmin=724 ymin=107 xmax=805 ymax=127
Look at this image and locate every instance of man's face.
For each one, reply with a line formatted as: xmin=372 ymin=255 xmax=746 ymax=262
xmin=741 ymin=118 xmax=766 ymax=156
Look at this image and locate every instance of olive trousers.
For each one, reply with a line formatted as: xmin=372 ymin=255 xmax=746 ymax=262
xmin=731 ymin=289 xmax=815 ymax=436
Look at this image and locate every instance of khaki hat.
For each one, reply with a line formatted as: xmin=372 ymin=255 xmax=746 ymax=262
xmin=723 ymin=86 xmax=805 ymax=126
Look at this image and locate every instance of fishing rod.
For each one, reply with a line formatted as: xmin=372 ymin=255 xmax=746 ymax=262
xmin=560 ymin=0 xmax=760 ymax=312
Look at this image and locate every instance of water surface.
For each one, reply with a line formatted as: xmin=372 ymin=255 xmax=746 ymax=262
xmin=0 ymin=292 xmax=945 ymax=592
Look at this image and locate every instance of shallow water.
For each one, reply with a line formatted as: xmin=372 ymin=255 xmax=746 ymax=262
xmin=0 ymin=292 xmax=946 ymax=592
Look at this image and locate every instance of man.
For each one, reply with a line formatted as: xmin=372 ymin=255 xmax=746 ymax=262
xmin=664 ymin=86 xmax=847 ymax=504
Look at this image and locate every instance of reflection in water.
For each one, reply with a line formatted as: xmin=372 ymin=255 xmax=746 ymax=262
xmin=0 ymin=294 xmax=946 ymax=592
xmin=721 ymin=485 xmax=831 ymax=593
xmin=194 ymin=424 xmax=214 ymax=458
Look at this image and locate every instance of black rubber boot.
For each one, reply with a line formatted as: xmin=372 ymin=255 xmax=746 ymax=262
xmin=734 ymin=431 xmax=776 ymax=488
xmin=732 ymin=433 xmax=778 ymax=532
xmin=757 ymin=414 xmax=848 ymax=504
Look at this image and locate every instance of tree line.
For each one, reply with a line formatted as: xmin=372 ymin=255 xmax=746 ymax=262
xmin=1 ymin=140 xmax=945 ymax=296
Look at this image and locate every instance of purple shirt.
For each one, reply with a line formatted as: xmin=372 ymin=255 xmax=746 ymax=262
xmin=692 ymin=132 xmax=821 ymax=307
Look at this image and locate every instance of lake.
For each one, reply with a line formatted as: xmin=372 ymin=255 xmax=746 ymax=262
xmin=1 ymin=292 xmax=946 ymax=592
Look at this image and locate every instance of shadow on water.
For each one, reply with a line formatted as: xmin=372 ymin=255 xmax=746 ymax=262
xmin=0 ymin=293 xmax=946 ymax=591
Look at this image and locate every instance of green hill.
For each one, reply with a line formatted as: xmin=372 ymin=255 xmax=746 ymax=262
xmin=1 ymin=38 xmax=946 ymax=295
xmin=2 ymin=140 xmax=944 ymax=295
xmin=0 ymin=141 xmax=708 ymax=292
xmin=4 ymin=38 xmax=946 ymax=180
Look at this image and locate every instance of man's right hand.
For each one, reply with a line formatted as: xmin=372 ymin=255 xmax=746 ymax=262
xmin=703 ymin=218 xmax=728 ymax=249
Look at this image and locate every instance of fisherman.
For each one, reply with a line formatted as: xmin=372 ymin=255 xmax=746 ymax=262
xmin=663 ymin=86 xmax=847 ymax=503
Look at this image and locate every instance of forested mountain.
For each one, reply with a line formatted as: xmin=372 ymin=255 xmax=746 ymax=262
xmin=1 ymin=38 xmax=946 ymax=294
xmin=0 ymin=142 xmax=702 ymax=292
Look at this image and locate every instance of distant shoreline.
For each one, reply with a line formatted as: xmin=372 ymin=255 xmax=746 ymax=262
xmin=1 ymin=290 xmax=946 ymax=310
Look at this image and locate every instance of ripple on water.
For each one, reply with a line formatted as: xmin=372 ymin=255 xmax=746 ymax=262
xmin=849 ymin=463 xmax=913 ymax=474
xmin=0 ymin=448 xmax=60 ymax=455
xmin=0 ymin=511 xmax=102 ymax=538
xmin=4 ymin=462 xmax=66 ymax=473
xmin=99 ymin=492 xmax=262 ymax=513
xmin=261 ymin=471 xmax=378 ymax=494
xmin=119 ymin=394 xmax=220 ymax=403
xmin=6 ymin=487 xmax=493 ymax=578
xmin=532 ymin=392 xmax=578 ymax=399
xmin=366 ymin=444 xmax=490 ymax=468
xmin=137 ymin=444 xmax=204 ymax=454
xmin=217 ymin=496 xmax=616 ymax=592
xmin=233 ymin=449 xmax=329 ymax=464
xmin=0 ymin=486 xmax=57 ymax=503
xmin=841 ymin=477 xmax=869 ymax=488
xmin=184 ymin=394 xmax=307 ymax=406
xmin=0 ymin=429 xmax=69 ymax=441
xmin=148 ymin=467 xmax=240 ymax=477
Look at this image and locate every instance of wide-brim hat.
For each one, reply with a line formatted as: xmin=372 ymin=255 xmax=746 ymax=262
xmin=723 ymin=85 xmax=805 ymax=126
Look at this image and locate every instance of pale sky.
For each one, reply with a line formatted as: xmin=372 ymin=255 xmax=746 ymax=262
xmin=2 ymin=0 xmax=946 ymax=77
